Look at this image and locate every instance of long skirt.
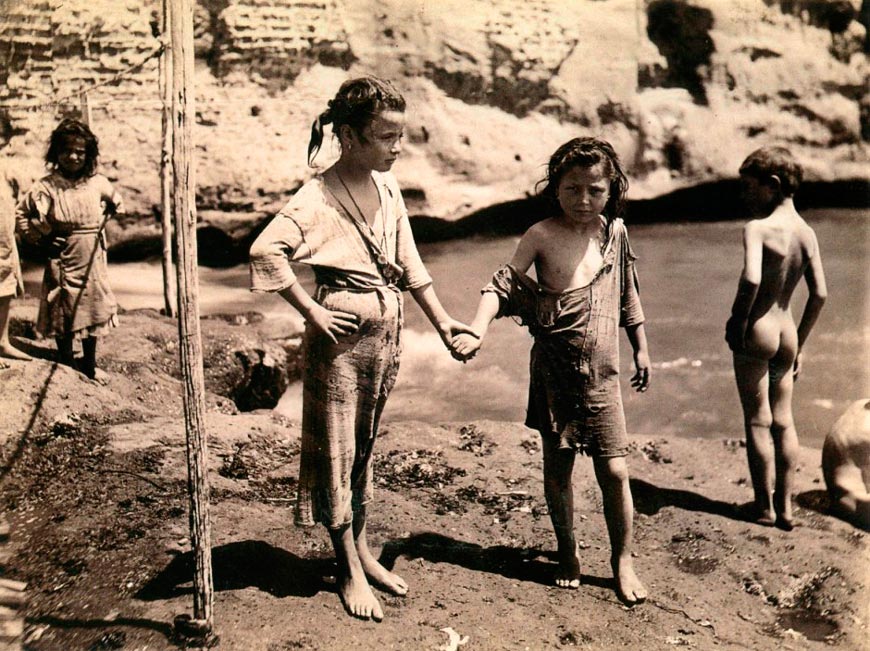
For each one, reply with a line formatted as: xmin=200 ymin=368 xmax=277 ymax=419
xmin=36 ymin=230 xmax=118 ymax=339
xmin=294 ymin=286 xmax=402 ymax=529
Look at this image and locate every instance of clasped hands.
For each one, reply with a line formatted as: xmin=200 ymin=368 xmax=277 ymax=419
xmin=306 ymin=306 xmax=482 ymax=362
xmin=447 ymin=331 xmax=481 ymax=362
xmin=433 ymin=319 xmax=482 ymax=362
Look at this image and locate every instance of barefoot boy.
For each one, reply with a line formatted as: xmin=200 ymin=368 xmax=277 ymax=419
xmin=453 ymin=138 xmax=648 ymax=604
xmin=725 ymin=146 xmax=827 ymax=530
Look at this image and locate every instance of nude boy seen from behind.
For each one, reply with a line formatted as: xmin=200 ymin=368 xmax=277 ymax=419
xmin=725 ymin=146 xmax=827 ymax=531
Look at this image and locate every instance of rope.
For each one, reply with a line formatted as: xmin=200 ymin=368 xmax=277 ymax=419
xmin=0 ymin=41 xmax=165 ymax=113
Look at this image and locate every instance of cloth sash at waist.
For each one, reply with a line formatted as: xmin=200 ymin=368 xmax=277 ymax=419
xmin=313 ymin=267 xmax=401 ymax=309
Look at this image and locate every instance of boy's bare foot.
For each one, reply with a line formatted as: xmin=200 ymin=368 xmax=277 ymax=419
xmin=736 ymin=502 xmax=775 ymax=527
xmin=775 ymin=515 xmax=795 ymax=531
xmin=0 ymin=344 xmax=31 ymax=361
xmin=554 ymin=543 xmax=581 ymax=589
xmin=612 ymin=556 xmax=647 ymax=606
xmin=337 ymin=574 xmax=384 ymax=621
xmin=774 ymin=493 xmax=794 ymax=531
xmin=359 ymin=555 xmax=408 ymax=596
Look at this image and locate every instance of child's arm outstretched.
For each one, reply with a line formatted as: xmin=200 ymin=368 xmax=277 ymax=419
xmin=725 ymin=222 xmax=763 ymax=352
xmin=451 ymin=292 xmax=499 ymax=360
xmin=410 ymin=283 xmax=475 ymax=349
xmin=794 ymin=231 xmax=827 ymax=378
xmin=452 ymin=229 xmax=538 ymax=361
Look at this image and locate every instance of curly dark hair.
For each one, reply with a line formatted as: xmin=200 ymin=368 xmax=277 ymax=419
xmin=45 ymin=118 xmax=100 ymax=178
xmin=537 ymin=137 xmax=629 ymax=222
xmin=307 ymin=76 xmax=406 ymax=165
xmin=739 ymin=146 xmax=803 ymax=197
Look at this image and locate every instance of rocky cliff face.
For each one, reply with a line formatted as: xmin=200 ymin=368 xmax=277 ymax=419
xmin=0 ymin=0 xmax=867 ymax=222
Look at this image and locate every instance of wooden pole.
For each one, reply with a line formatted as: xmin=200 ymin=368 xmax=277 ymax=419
xmin=169 ymin=0 xmax=215 ymax=639
xmin=159 ymin=0 xmax=176 ymax=318
xmin=79 ymin=92 xmax=92 ymax=126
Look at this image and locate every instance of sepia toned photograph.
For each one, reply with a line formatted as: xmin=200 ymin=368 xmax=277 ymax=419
xmin=0 ymin=0 xmax=867 ymax=649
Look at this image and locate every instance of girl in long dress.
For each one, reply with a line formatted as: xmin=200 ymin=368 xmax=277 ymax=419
xmin=249 ymin=76 xmax=471 ymax=621
xmin=16 ymin=118 xmax=121 ymax=380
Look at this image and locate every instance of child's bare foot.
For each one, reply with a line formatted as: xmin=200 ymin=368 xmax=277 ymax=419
xmin=554 ymin=543 xmax=581 ymax=589
xmin=612 ymin=556 xmax=647 ymax=606
xmin=359 ymin=554 xmax=408 ymax=596
xmin=337 ymin=573 xmax=383 ymax=621
xmin=0 ymin=343 xmax=31 ymax=361
xmin=89 ymin=368 xmax=109 ymax=385
xmin=775 ymin=515 xmax=795 ymax=531
xmin=774 ymin=493 xmax=794 ymax=531
xmin=736 ymin=501 xmax=775 ymax=527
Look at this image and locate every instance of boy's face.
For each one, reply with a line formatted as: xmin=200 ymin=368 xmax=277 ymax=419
xmin=739 ymin=173 xmax=777 ymax=216
xmin=556 ymin=163 xmax=610 ymax=223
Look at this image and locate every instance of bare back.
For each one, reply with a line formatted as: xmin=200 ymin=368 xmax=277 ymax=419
xmin=748 ymin=213 xmax=816 ymax=322
xmin=739 ymin=204 xmax=822 ymax=364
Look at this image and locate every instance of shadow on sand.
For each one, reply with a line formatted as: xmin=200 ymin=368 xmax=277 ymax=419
xmin=136 ymin=540 xmax=334 ymax=601
xmin=380 ymin=532 xmax=613 ymax=591
xmin=796 ymin=489 xmax=870 ymax=532
xmin=630 ymin=478 xmax=745 ymax=520
xmin=25 ymin=614 xmax=173 ymax=643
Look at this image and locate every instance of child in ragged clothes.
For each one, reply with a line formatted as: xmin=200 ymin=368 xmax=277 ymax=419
xmin=249 ymin=76 xmax=472 ymax=622
xmin=16 ymin=118 xmax=122 ymax=381
xmin=452 ymin=137 xmax=649 ymax=605
xmin=0 ymin=161 xmax=32 ymax=366
xmin=725 ymin=147 xmax=827 ymax=531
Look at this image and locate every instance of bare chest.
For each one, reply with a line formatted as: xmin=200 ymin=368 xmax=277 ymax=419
xmin=335 ymin=182 xmax=381 ymax=227
xmin=537 ymin=241 xmax=604 ymax=291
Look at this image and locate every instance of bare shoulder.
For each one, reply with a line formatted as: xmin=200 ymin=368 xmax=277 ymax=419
xmin=741 ymin=218 xmax=766 ymax=243
xmin=524 ymin=218 xmax=558 ymax=242
xmin=795 ymin=212 xmax=818 ymax=241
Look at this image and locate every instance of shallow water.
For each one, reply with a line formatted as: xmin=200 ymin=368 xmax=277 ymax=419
xmin=27 ymin=209 xmax=867 ymax=449
xmin=391 ymin=209 xmax=869 ymax=449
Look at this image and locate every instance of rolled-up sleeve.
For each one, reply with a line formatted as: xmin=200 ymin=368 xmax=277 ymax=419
xmin=619 ymin=227 xmax=644 ymax=327
xmin=249 ymin=212 xmax=305 ymax=293
xmin=482 ymin=265 xmax=538 ymax=325
xmin=394 ymin=192 xmax=432 ymax=291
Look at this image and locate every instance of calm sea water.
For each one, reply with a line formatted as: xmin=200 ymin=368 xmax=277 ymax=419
xmin=29 ymin=209 xmax=865 ymax=449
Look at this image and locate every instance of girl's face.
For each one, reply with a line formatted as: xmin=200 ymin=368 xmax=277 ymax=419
xmin=57 ymin=135 xmax=88 ymax=177
xmin=346 ymin=110 xmax=405 ymax=172
xmin=556 ymin=163 xmax=610 ymax=223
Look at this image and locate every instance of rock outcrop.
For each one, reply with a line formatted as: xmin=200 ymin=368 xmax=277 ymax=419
xmin=0 ymin=0 xmax=866 ymax=228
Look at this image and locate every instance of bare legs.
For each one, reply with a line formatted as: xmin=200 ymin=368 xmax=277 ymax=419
xmin=734 ymin=354 xmax=776 ymax=524
xmin=542 ymin=437 xmax=646 ymax=603
xmin=734 ymin=351 xmax=799 ymax=529
xmin=594 ymin=456 xmax=647 ymax=604
xmin=542 ymin=438 xmax=581 ymax=589
xmin=354 ymin=505 xmax=408 ymax=596
xmin=0 ymin=296 xmax=31 ymax=363
xmin=329 ymin=505 xmax=407 ymax=621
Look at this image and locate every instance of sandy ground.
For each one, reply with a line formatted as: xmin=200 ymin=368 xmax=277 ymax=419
xmin=0 ymin=307 xmax=868 ymax=651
